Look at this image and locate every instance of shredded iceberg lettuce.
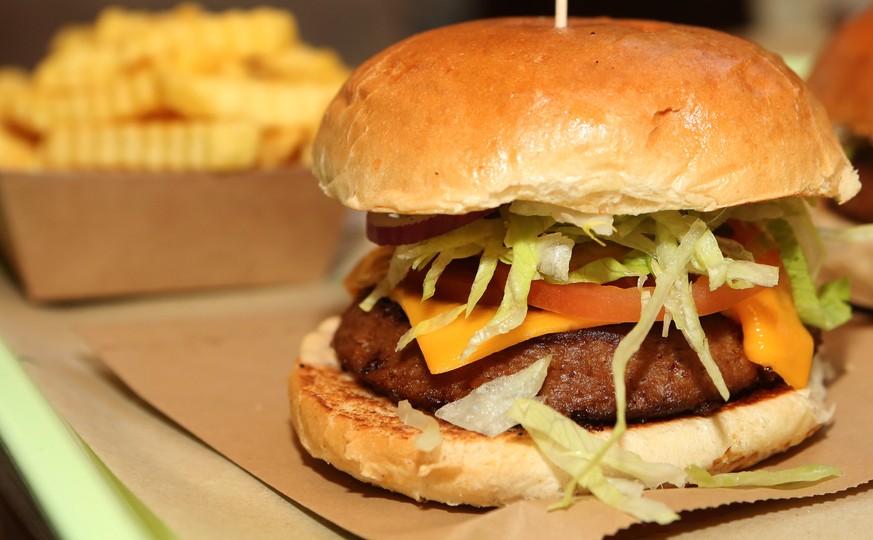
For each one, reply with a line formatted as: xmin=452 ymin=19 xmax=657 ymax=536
xmin=396 ymin=304 xmax=466 ymax=352
xmin=359 ymin=244 xmax=414 ymax=312
xmin=603 ymin=215 xmax=722 ymax=466
xmin=465 ymin=238 xmax=504 ymax=315
xmin=535 ymin=232 xmax=575 ymax=283
xmin=396 ymin=400 xmax=442 ymax=451
xmin=509 ymin=200 xmax=614 ymax=237
xmin=723 ymin=260 xmax=779 ymax=289
xmin=658 ymin=217 xmax=733 ymax=401
xmin=568 ymin=250 xmax=650 ymax=284
xmin=422 ymin=246 xmax=479 ymax=300
xmin=506 ymin=398 xmax=682 ymax=524
xmin=779 ymin=198 xmax=827 ymax=278
xmin=435 ymin=356 xmax=551 ymax=436
xmin=686 ymin=464 xmax=841 ymax=488
xmin=360 ymin=218 xmax=505 ymax=311
xmin=460 ymin=213 xmax=552 ymax=359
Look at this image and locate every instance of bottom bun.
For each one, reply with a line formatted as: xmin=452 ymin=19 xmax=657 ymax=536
xmin=288 ymin=316 xmax=833 ymax=507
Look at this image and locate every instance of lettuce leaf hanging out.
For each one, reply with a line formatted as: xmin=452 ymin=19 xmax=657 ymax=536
xmin=767 ymin=218 xmax=851 ymax=330
xmin=506 ymin=398 xmax=683 ymax=524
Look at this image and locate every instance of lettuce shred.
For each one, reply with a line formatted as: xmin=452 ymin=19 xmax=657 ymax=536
xmin=568 ymin=251 xmax=650 ymax=283
xmin=396 ymin=304 xmax=465 ymax=352
xmin=506 ymin=398 xmax=682 ymax=524
xmin=686 ymin=464 xmax=841 ymax=488
xmin=396 ymin=400 xmax=442 ymax=451
xmin=461 ymin=213 xmax=552 ymax=359
xmin=435 ymin=356 xmax=552 ymax=436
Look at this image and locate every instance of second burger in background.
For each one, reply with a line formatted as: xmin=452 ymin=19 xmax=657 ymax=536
xmin=807 ymin=6 xmax=873 ymax=306
xmin=290 ymin=17 xmax=858 ymax=521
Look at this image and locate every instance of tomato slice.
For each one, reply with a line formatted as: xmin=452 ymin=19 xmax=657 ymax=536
xmin=416 ymin=258 xmax=766 ymax=323
xmin=526 ymin=275 xmax=762 ymax=322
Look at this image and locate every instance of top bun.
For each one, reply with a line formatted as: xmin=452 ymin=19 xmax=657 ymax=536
xmin=808 ymin=7 xmax=873 ymax=140
xmin=313 ymin=18 xmax=858 ymax=216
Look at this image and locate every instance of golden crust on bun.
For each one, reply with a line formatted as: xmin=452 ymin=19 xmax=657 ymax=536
xmin=313 ymin=17 xmax=858 ymax=216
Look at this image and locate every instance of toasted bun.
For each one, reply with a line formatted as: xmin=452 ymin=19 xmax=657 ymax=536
xmin=288 ymin=317 xmax=832 ymax=507
xmin=312 ymin=17 xmax=858 ymax=216
xmin=808 ymin=8 xmax=873 ymax=140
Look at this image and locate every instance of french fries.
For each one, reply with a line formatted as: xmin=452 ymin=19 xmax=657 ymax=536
xmin=11 ymin=72 xmax=163 ymax=133
xmin=161 ymin=73 xmax=339 ymax=127
xmin=0 ymin=3 xmax=348 ymax=171
xmin=42 ymin=122 xmax=261 ymax=172
xmin=0 ymin=127 xmax=38 ymax=170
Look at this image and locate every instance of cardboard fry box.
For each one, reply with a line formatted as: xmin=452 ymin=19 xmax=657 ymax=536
xmin=0 ymin=167 xmax=347 ymax=301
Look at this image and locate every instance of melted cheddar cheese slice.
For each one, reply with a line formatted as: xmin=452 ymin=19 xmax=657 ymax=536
xmin=390 ymin=288 xmax=602 ymax=374
xmin=730 ymin=284 xmax=813 ymax=389
xmin=391 ymin=284 xmax=814 ymax=389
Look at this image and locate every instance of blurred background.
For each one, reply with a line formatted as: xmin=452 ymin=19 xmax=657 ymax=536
xmin=1 ymin=0 xmax=871 ymax=70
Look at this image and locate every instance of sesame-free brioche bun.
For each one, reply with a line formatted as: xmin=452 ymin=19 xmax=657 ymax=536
xmin=808 ymin=7 xmax=873 ymax=140
xmin=289 ymin=317 xmax=831 ymax=507
xmin=806 ymin=8 xmax=873 ymax=307
xmin=312 ymin=17 xmax=858 ymax=216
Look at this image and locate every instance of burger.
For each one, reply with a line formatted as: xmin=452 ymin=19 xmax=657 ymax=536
xmin=288 ymin=17 xmax=858 ymax=520
xmin=807 ymin=6 xmax=873 ymax=306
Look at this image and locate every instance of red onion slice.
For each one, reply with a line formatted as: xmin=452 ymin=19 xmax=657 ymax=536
xmin=366 ymin=209 xmax=493 ymax=245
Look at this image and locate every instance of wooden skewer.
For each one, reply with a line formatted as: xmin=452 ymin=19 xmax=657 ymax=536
xmin=555 ymin=0 xmax=568 ymax=29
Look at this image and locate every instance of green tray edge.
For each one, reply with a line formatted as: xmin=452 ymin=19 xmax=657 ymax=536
xmin=0 ymin=337 xmax=176 ymax=540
